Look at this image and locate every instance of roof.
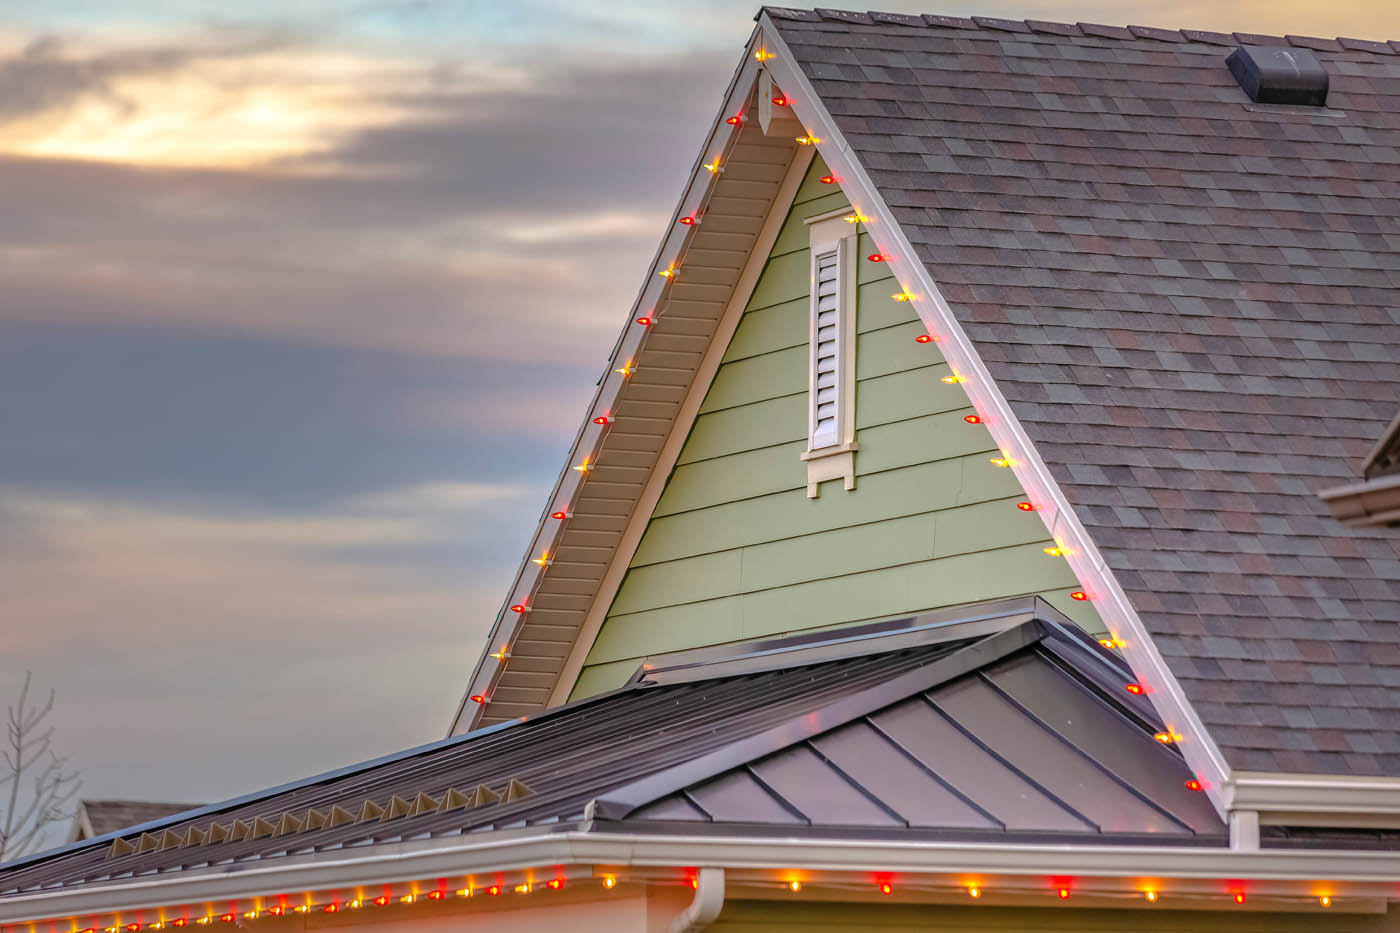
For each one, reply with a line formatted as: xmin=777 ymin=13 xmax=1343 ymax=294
xmin=1 ymin=600 xmax=1227 ymax=898
xmin=70 ymin=802 xmax=204 ymax=843
xmin=764 ymin=7 xmax=1400 ymax=778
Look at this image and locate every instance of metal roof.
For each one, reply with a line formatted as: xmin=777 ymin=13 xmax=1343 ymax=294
xmin=1 ymin=599 xmax=1228 ymax=898
xmin=765 ymin=7 xmax=1400 ymax=777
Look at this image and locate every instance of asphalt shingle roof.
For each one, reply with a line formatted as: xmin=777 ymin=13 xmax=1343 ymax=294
xmin=768 ymin=7 xmax=1400 ymax=776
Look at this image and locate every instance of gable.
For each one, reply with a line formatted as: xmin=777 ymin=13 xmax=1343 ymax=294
xmin=571 ymin=156 xmax=1104 ymax=697
xmin=764 ymin=9 xmax=1400 ymax=780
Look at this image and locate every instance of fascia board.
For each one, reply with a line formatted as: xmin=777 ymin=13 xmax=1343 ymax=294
xmin=448 ymin=31 xmax=773 ymax=735
xmin=754 ymin=15 xmax=1236 ymax=816
xmin=5 ymin=829 xmax=1400 ymax=924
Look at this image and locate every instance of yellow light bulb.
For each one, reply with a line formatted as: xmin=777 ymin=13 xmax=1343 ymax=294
xmin=755 ymin=49 xmax=774 ymax=61
xmin=457 ymin=889 xmax=471 ymax=898
xmin=989 ymin=458 xmax=1010 ymax=468
xmin=490 ymin=647 xmax=508 ymax=660
xmin=603 ymin=877 xmax=616 ymax=889
xmin=532 ymin=552 xmax=549 ymax=566
xmin=1043 ymin=546 xmax=1061 ymax=556
xmin=788 ymin=881 xmax=801 ymax=893
xmin=573 ymin=461 xmax=590 ymax=472
xmin=969 ymin=887 xmax=981 ymax=898
xmin=892 ymin=292 xmax=911 ymax=301
xmin=515 ymin=884 xmax=530 ymax=894
xmin=615 ymin=363 xmax=634 ymax=376
xmin=704 ymin=159 xmax=720 ymax=173
xmin=1320 ymin=896 xmax=1331 ymax=907
xmin=843 ymin=213 xmax=867 ymax=223
xmin=1146 ymin=891 xmax=1158 ymax=903
xmin=399 ymin=895 xmax=414 ymax=905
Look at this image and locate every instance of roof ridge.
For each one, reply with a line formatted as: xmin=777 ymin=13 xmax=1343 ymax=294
xmin=761 ymin=6 xmax=1400 ymax=55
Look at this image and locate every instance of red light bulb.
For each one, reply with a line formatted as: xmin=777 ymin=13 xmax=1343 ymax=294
xmin=1070 ymin=591 xmax=1088 ymax=601
xmin=547 ymin=879 xmax=563 ymax=890
xmin=550 ymin=511 xmax=567 ymax=520
xmin=1125 ymin=683 xmax=1145 ymax=695
xmin=725 ymin=115 xmax=742 ymax=125
xmin=486 ymin=886 xmax=500 ymax=896
xmin=964 ymin=415 xmax=982 ymax=424
xmin=915 ymin=334 xmax=933 ymax=344
xmin=220 ymin=915 xmax=234 ymax=924
xmin=636 ymin=316 xmax=653 ymax=325
xmin=867 ymin=254 xmax=885 ymax=262
xmin=427 ymin=891 xmax=444 ymax=901
xmin=1058 ymin=889 xmax=1070 ymax=900
xmin=678 ymin=216 xmax=695 ymax=225
xmin=1185 ymin=779 xmax=1204 ymax=791
xmin=371 ymin=897 xmax=389 ymax=907
xmin=772 ymin=96 xmax=788 ymax=106
xmin=1233 ymin=892 xmax=1246 ymax=904
xmin=268 ymin=909 xmax=284 ymax=917
xmin=322 ymin=905 xmax=338 ymax=914
xmin=172 ymin=922 xmax=186 ymax=928
xmin=879 ymin=882 xmax=893 ymax=896
xmin=470 ymin=694 xmax=488 ymax=704
xmin=593 ymin=415 xmax=610 ymax=425
xmin=1016 ymin=502 xmax=1034 ymax=511
xmin=819 ymin=175 xmax=836 ymax=184
xmin=127 ymin=924 xmax=141 ymax=930
xmin=510 ymin=604 xmax=526 ymax=613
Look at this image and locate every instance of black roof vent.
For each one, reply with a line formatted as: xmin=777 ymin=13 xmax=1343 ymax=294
xmin=1226 ymin=45 xmax=1329 ymax=106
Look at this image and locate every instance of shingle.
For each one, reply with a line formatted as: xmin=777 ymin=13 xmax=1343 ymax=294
xmin=774 ymin=11 xmax=1400 ymax=779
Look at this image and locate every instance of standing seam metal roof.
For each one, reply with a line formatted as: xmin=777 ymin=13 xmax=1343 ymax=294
xmin=2 ymin=606 xmax=1224 ymax=897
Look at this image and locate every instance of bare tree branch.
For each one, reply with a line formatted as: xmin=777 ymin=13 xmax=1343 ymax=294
xmin=0 ymin=672 xmax=81 ymax=863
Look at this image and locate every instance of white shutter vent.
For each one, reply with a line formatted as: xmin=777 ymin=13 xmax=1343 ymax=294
xmin=811 ymin=248 xmax=841 ymax=450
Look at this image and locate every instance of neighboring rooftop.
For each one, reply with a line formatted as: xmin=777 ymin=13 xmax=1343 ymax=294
xmin=69 ymin=801 xmax=204 ymax=843
xmin=765 ymin=7 xmax=1400 ymax=776
xmin=2 ymin=602 xmax=1228 ymax=897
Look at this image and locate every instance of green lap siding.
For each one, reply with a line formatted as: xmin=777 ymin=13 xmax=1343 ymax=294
xmin=572 ymin=156 xmax=1105 ymax=697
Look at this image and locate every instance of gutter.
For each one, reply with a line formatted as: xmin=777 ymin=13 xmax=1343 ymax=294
xmin=1318 ymin=473 xmax=1400 ymax=527
xmin=4 ymin=831 xmax=1400 ymax=924
xmin=668 ymin=868 xmax=724 ymax=933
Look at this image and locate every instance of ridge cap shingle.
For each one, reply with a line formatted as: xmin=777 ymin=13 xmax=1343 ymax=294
xmin=758 ymin=6 xmax=1400 ymax=53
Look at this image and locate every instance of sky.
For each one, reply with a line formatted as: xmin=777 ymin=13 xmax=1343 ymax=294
xmin=1 ymin=0 xmax=1397 ymax=844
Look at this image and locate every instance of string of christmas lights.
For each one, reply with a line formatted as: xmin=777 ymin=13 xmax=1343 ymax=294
xmin=34 ymin=870 xmax=1344 ymax=933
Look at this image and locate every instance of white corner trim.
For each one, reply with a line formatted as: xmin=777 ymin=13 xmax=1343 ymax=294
xmin=757 ymin=16 xmax=1236 ymax=817
xmin=545 ymin=144 xmax=817 ymax=707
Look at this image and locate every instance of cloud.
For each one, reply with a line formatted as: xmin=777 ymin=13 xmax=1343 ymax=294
xmin=0 ymin=482 xmax=529 ymax=801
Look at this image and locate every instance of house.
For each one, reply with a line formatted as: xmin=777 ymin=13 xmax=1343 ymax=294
xmin=3 ymin=6 xmax=1399 ymax=931
xmin=69 ymin=803 xmax=204 ymax=845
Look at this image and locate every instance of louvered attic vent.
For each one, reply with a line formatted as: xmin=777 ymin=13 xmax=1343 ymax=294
xmin=1226 ymin=45 xmax=1329 ymax=106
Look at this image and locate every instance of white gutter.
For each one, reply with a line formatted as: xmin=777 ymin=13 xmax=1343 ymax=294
xmin=755 ymin=14 xmax=1400 ymax=824
xmin=1229 ymin=771 xmax=1400 ymax=816
xmin=1318 ymin=473 xmax=1400 ymax=527
xmin=4 ymin=831 xmax=1399 ymax=924
xmin=668 ymin=867 xmax=724 ymax=933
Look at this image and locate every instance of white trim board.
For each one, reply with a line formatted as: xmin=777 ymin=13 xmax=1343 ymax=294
xmin=754 ymin=15 xmax=1240 ymax=814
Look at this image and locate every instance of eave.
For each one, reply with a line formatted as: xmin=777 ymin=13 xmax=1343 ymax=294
xmin=3 ymin=829 xmax=1398 ymax=927
xmin=1318 ymin=473 xmax=1400 ymax=527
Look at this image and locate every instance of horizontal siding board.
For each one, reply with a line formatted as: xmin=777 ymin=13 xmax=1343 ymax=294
xmin=699 ymin=344 xmax=806 ymax=414
xmin=722 ymin=296 xmax=807 ymax=362
xmin=633 ymin=457 xmax=966 ymax=567
xmin=678 ymin=393 xmax=806 ymax=465
xmin=746 ymin=249 xmax=810 ymax=309
xmin=608 ymin=550 xmax=744 ymax=616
